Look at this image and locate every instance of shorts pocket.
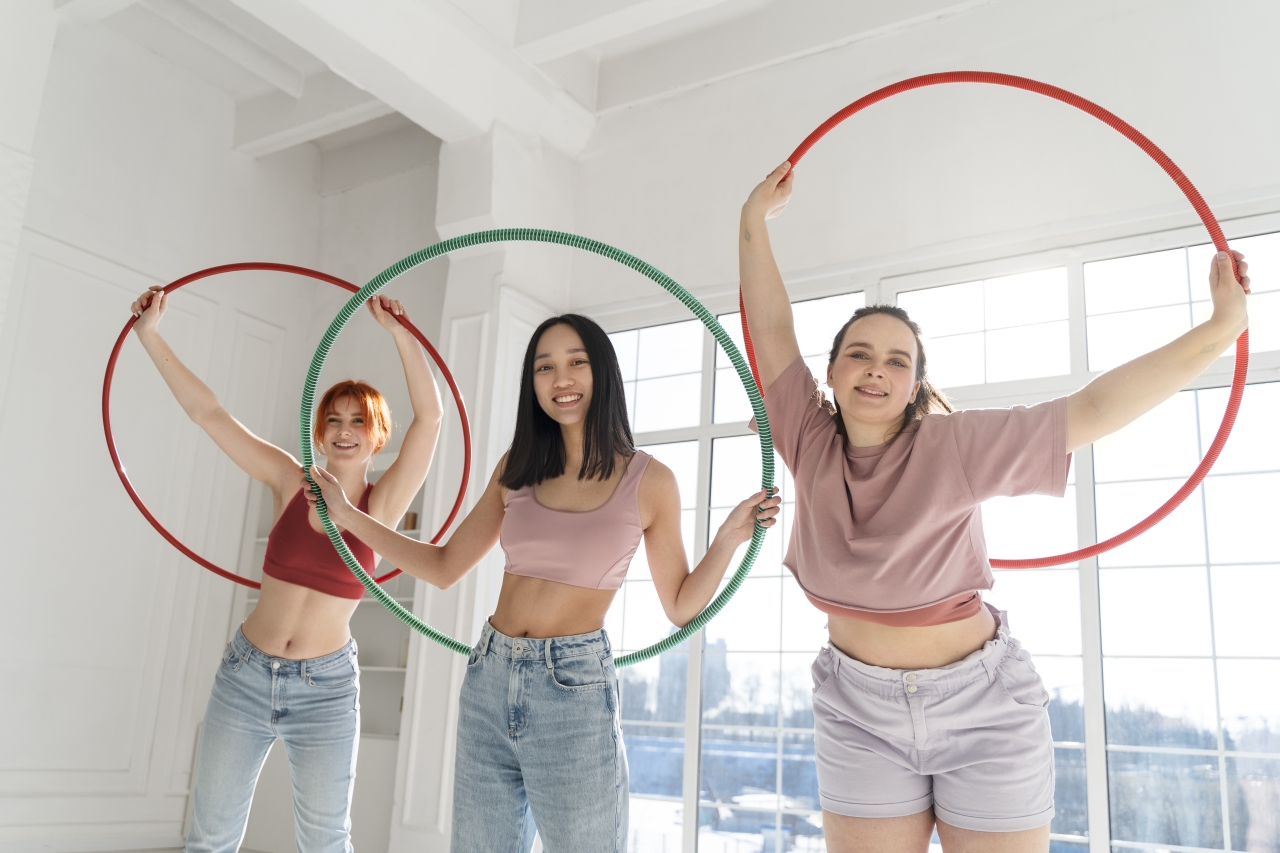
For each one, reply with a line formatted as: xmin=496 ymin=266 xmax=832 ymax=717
xmin=307 ymin=654 xmax=358 ymax=689
xmin=811 ymin=647 xmax=837 ymax=698
xmin=549 ymin=652 xmax=609 ymax=691
xmin=996 ymin=647 xmax=1049 ymax=708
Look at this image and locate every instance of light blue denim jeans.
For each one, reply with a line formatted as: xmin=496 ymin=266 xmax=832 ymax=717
xmin=451 ymin=622 xmax=628 ymax=853
xmin=185 ymin=627 xmax=360 ymax=853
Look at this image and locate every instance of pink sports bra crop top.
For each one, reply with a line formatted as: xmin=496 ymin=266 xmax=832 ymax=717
xmin=500 ymin=451 xmax=652 ymax=590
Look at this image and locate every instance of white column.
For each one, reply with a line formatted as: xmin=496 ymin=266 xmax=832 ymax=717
xmin=389 ymin=123 xmax=577 ymax=852
xmin=0 ymin=0 xmax=57 ymax=338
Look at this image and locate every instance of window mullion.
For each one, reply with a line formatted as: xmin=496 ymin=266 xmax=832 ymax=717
xmin=1075 ymin=443 xmax=1111 ymax=852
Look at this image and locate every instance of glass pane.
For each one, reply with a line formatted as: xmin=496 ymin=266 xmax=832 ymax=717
xmin=634 ymin=373 xmax=701 ymax=432
xmin=1107 ymin=750 xmax=1224 ymax=849
xmin=1038 ymin=656 xmax=1085 ymax=743
xmin=989 ymin=569 xmax=1082 ymax=656
xmin=1243 ymin=289 xmax=1280 ymax=353
xmin=923 ymin=331 xmax=984 ymax=388
xmin=637 ymin=320 xmax=702 ymax=379
xmin=1092 ymin=391 xmax=1199 ymax=482
xmin=609 ymin=329 xmax=639 ymax=382
xmin=1103 ymin=658 xmax=1218 ymax=749
xmin=1053 ymin=746 xmax=1089 ymax=837
xmin=1204 ymin=473 xmax=1280 ymax=564
xmin=618 ymin=652 xmax=686 ymax=724
xmin=1198 ymin=381 xmax=1280 ymax=475
xmin=698 ymin=808 xmax=825 ymax=853
xmin=781 ymin=653 xmax=816 ymax=730
xmin=984 ymin=489 xmax=1079 ymax=567
xmin=703 ymin=652 xmax=780 ymax=727
xmin=623 ymin=724 xmax=684 ymax=798
xmin=1099 ymin=567 xmax=1213 ymax=657
xmin=985 ymin=268 xmax=1068 ymax=329
xmin=1084 ymin=248 xmax=1188 ymax=315
xmin=793 ymin=292 xmax=865 ymax=356
xmin=700 ymin=728 xmax=778 ymax=800
xmin=782 ymin=579 xmax=829 ymax=654
xmin=1217 ymin=659 xmax=1280 ymax=754
xmin=628 ymin=798 xmax=683 ymax=853
xmin=1095 ymin=480 xmax=1205 ymax=567
xmin=703 ymin=577 xmax=783 ymax=653
xmin=1192 ymin=232 xmax=1280 ymax=295
xmin=781 ymin=731 xmax=821 ymax=811
xmin=1211 ymin=565 xmax=1280 ymax=658
xmin=710 ymin=435 xmax=774 ymax=508
xmin=1086 ymin=304 xmax=1191 ymax=373
xmin=985 ymin=320 xmax=1071 ymax=383
xmin=714 ymin=365 xmax=754 ymax=423
xmin=1227 ymin=755 xmax=1280 ymax=852
xmin=897 ymin=280 xmax=984 ymax=337
xmin=714 ymin=311 xmax=747 ymax=369
xmin=640 ymin=441 xmax=699 ymax=509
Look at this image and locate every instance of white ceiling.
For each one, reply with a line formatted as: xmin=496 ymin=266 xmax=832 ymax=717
xmin=76 ymin=0 xmax=994 ymax=156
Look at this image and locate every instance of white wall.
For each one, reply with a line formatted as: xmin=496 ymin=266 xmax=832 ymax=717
xmin=569 ymin=0 xmax=1280 ymax=319
xmin=0 ymin=20 xmax=444 ymax=852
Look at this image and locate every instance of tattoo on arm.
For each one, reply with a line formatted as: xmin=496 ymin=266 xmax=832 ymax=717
xmin=743 ymin=229 xmax=751 ymax=243
xmin=1200 ymin=343 xmax=1217 ymax=354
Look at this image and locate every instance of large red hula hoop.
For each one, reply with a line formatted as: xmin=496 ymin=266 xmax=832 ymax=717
xmin=739 ymin=71 xmax=1249 ymax=569
xmin=103 ymin=263 xmax=473 ymax=588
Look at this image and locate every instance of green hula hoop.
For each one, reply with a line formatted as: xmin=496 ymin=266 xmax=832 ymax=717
xmin=300 ymin=229 xmax=774 ymax=668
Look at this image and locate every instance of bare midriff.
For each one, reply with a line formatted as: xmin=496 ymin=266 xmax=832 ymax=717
xmin=488 ymin=574 xmax=617 ymax=639
xmin=241 ymin=573 xmax=360 ymax=660
xmin=827 ymin=604 xmax=998 ymax=670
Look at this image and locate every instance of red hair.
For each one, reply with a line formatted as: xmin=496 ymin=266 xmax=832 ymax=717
xmin=313 ymin=380 xmax=392 ymax=453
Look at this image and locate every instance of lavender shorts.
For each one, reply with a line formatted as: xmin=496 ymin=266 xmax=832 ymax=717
xmin=810 ymin=608 xmax=1055 ymax=832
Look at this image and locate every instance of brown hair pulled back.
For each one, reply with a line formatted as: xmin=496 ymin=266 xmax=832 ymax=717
xmin=827 ymin=304 xmax=952 ymax=440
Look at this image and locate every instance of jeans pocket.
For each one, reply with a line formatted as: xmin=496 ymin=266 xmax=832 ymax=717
xmin=307 ymin=654 xmax=358 ymax=689
xmin=996 ymin=647 xmax=1050 ymax=708
xmin=549 ymin=652 xmax=609 ymax=691
xmin=220 ymin=643 xmax=245 ymax=673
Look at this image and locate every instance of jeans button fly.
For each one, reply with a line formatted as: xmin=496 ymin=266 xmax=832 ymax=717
xmin=271 ymin=661 xmax=279 ymax=670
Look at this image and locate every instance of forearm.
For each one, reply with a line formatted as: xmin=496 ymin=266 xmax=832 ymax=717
xmin=392 ymin=327 xmax=442 ymax=425
xmin=670 ymin=532 xmax=742 ymax=626
xmin=738 ymin=209 xmax=800 ymax=389
xmin=328 ymin=503 xmax=462 ymax=588
xmin=136 ymin=329 xmax=222 ymax=423
xmin=1067 ymin=316 xmax=1243 ymax=451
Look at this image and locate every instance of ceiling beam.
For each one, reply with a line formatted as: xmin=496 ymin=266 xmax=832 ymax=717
xmin=234 ymin=68 xmax=393 ymax=157
xmin=228 ymin=0 xmax=595 ymax=155
xmin=143 ymin=0 xmax=305 ymax=97
xmin=513 ymin=0 xmax=741 ymax=64
xmin=54 ymin=0 xmax=141 ymax=26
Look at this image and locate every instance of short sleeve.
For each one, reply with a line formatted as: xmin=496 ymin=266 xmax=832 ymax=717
xmin=752 ymin=356 xmax=839 ymax=469
xmin=946 ymin=397 xmax=1070 ymax=502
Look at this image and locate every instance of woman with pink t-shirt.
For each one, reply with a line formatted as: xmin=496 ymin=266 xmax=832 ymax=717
xmin=740 ymin=162 xmax=1251 ymax=853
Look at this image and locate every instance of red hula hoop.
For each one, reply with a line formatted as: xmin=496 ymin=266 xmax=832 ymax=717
xmin=103 ymin=262 xmax=473 ymax=588
xmin=738 ymin=71 xmax=1249 ymax=569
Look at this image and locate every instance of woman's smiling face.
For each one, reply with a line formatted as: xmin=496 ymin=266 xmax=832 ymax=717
xmin=827 ymin=312 xmax=922 ymax=443
xmin=321 ymin=394 xmax=374 ymax=462
xmin=532 ymin=322 xmax=594 ymax=427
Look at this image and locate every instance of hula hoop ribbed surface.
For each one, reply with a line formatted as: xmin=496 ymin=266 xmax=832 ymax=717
xmin=303 ymin=229 xmax=773 ymax=667
xmin=739 ymin=71 xmax=1249 ymax=569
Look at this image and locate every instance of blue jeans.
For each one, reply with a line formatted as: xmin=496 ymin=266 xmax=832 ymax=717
xmin=451 ymin=623 xmax=628 ymax=853
xmin=185 ymin=627 xmax=360 ymax=853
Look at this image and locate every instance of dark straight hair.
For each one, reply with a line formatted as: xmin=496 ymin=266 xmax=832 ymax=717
xmin=828 ymin=304 xmax=953 ymax=440
xmin=499 ymin=314 xmax=635 ymax=489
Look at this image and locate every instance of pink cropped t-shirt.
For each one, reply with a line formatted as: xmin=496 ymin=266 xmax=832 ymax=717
xmin=763 ymin=356 xmax=1070 ymax=626
xmin=500 ymin=451 xmax=652 ymax=590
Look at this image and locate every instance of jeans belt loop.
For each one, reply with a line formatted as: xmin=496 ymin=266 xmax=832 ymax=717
xmin=544 ymin=638 xmax=554 ymax=670
xmin=481 ymin=624 xmax=494 ymax=657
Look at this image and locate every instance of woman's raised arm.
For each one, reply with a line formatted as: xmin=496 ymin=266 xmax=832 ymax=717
xmin=363 ymin=296 xmax=444 ymax=527
xmin=309 ymin=459 xmax=506 ymax=590
xmin=130 ymin=286 xmax=298 ymax=495
xmin=739 ymin=161 xmax=803 ymax=393
xmin=1065 ymin=250 xmax=1251 ymax=452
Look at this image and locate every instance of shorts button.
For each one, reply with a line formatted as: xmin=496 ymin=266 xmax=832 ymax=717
xmin=906 ymin=673 xmax=917 ymax=683
xmin=271 ymin=661 xmax=280 ymax=670
xmin=514 ymin=644 xmax=523 ymax=653
xmin=907 ymin=683 xmax=918 ymax=694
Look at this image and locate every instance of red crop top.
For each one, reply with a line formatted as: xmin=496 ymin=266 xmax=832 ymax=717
xmin=261 ymin=484 xmax=376 ymax=599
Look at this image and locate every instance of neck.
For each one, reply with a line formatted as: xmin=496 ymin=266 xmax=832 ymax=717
xmin=324 ymin=456 xmax=371 ymax=492
xmin=560 ymin=422 xmax=586 ymax=474
xmin=841 ymin=411 xmax=905 ymax=448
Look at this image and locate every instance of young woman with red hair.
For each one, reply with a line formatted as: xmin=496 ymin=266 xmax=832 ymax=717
xmin=129 ymin=285 xmax=442 ymax=853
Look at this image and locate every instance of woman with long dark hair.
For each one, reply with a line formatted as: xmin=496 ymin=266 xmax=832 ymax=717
xmin=739 ymin=162 xmax=1250 ymax=853
xmin=308 ymin=313 xmax=780 ymax=851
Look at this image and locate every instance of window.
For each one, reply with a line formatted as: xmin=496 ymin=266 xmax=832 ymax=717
xmin=605 ymin=225 xmax=1280 ymax=853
